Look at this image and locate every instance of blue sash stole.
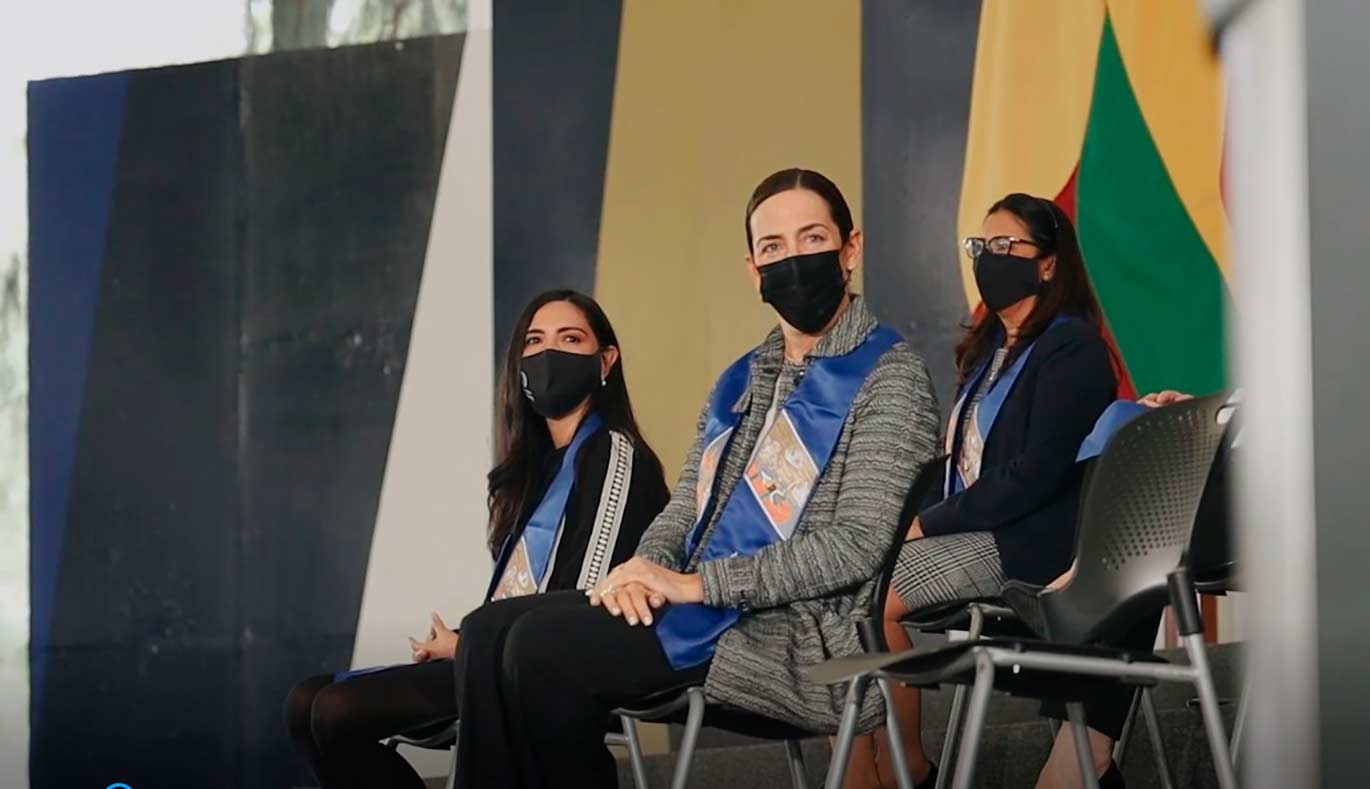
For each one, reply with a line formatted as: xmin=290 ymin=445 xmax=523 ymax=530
xmin=485 ymin=410 xmax=605 ymax=601
xmin=1075 ymin=400 xmax=1149 ymax=462
xmin=944 ymin=315 xmax=1073 ymax=498
xmin=655 ymin=326 xmax=901 ymax=670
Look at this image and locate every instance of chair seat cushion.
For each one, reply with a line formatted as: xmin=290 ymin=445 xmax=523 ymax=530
xmin=900 ymin=597 xmax=1035 ymax=639
xmin=389 ymin=717 xmax=459 ymax=749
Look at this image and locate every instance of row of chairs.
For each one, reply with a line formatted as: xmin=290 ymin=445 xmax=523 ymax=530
xmin=813 ymin=392 xmax=1240 ymax=789
xmin=392 ymin=393 xmax=1241 ymax=788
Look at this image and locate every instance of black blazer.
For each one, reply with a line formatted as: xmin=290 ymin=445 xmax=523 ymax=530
xmin=503 ymin=427 xmax=669 ymax=593
xmin=918 ymin=317 xmax=1117 ymax=585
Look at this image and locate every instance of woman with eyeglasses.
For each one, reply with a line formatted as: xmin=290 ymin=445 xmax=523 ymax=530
xmin=847 ymin=194 xmax=1126 ymax=789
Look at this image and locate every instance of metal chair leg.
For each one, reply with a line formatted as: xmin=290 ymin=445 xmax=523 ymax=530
xmin=824 ymin=675 xmax=869 ymax=789
xmin=1065 ymin=702 xmax=1101 ymax=789
xmin=785 ymin=739 xmax=808 ymax=789
xmin=669 ymin=688 xmax=707 ymax=789
xmin=933 ymin=602 xmax=986 ymax=789
xmin=1230 ymin=660 xmax=1252 ymax=765
xmin=445 ymin=742 xmax=458 ymax=789
xmin=934 ymin=684 xmax=966 ymax=789
xmin=1184 ymin=634 xmax=1238 ymax=789
xmin=878 ymin=676 xmax=915 ymax=789
xmin=445 ymin=720 xmax=461 ymax=789
xmin=620 ymin=714 xmax=650 ymax=789
xmin=1140 ymin=688 xmax=1175 ymax=789
xmin=1113 ymin=687 xmax=1141 ymax=765
xmin=950 ymin=651 xmax=995 ymax=789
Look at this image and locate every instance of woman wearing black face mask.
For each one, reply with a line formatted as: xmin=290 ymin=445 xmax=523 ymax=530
xmin=284 ymin=290 xmax=667 ymax=789
xmin=852 ymin=194 xmax=1130 ymax=789
xmin=444 ymin=168 xmax=940 ymax=788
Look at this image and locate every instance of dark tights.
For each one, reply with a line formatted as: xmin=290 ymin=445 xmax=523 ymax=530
xmin=284 ymin=657 xmax=459 ymax=789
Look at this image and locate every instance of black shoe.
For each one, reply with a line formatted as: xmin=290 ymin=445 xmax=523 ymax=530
xmin=1099 ymin=760 xmax=1125 ymax=789
xmin=915 ymin=762 xmax=939 ymax=789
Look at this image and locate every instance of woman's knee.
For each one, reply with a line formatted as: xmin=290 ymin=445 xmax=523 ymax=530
xmin=883 ymin=585 xmax=909 ymax=624
xmin=284 ymin=675 xmax=332 ymax=739
xmin=499 ymin=608 xmax=564 ymax=686
xmin=459 ymin=596 xmax=529 ymax=648
xmin=308 ymin=681 xmax=362 ymax=749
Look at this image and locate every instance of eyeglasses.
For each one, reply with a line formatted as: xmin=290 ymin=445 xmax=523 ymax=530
xmin=962 ymin=235 xmax=1039 ymax=259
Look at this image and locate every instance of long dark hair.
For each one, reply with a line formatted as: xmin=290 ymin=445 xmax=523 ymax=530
xmin=954 ymin=193 xmax=1105 ymax=383
xmin=744 ymin=168 xmax=854 ymax=252
xmin=486 ymin=289 xmax=664 ymax=556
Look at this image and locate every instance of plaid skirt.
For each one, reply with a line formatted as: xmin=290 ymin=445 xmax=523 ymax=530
xmin=891 ymin=531 xmax=1006 ymax=611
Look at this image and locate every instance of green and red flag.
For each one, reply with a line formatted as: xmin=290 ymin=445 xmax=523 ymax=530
xmin=956 ymin=0 xmax=1229 ymax=399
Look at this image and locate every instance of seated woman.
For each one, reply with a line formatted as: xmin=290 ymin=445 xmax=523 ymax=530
xmin=861 ymin=194 xmax=1125 ymax=789
xmin=283 ymin=290 xmax=668 ymax=789
xmin=447 ymin=168 xmax=941 ymax=788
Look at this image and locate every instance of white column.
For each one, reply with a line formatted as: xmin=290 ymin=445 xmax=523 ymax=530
xmin=1223 ymin=0 xmax=1319 ymax=786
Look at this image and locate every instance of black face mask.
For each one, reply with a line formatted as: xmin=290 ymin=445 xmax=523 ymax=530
xmin=520 ymin=349 xmax=602 ymax=419
xmin=973 ymin=252 xmax=1042 ymax=312
xmin=759 ymin=249 xmax=849 ymax=334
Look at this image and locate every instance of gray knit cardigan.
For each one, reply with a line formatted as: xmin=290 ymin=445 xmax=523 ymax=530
xmin=635 ymin=297 xmax=941 ymax=732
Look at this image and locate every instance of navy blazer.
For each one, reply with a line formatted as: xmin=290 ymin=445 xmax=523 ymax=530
xmin=918 ymin=317 xmax=1117 ymax=585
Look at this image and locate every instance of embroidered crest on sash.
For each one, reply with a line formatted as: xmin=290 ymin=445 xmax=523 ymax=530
xmin=744 ymin=412 xmax=818 ymax=539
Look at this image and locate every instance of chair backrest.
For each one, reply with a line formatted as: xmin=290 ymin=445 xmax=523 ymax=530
xmin=1042 ymin=393 xmax=1228 ymax=645
xmin=1187 ymin=402 xmax=1240 ymax=583
xmin=859 ymin=455 xmax=948 ymax=651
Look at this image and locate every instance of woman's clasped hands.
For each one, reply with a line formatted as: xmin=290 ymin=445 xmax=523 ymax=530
xmin=587 ymin=557 xmax=705 ymax=626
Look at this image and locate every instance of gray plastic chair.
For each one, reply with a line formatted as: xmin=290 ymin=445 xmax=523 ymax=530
xmin=614 ymin=686 xmax=811 ymax=789
xmin=810 ymin=393 xmax=1236 ymax=789
xmin=824 ymin=459 xmax=1165 ymax=789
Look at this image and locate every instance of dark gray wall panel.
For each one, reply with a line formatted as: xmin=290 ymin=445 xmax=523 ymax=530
xmin=862 ymin=0 xmax=982 ymax=415
xmin=236 ymin=35 xmax=461 ymax=788
xmin=30 ymin=59 xmax=244 ymax=789
xmin=28 ymin=35 xmax=463 ymax=789
xmin=493 ymin=0 xmax=621 ymax=361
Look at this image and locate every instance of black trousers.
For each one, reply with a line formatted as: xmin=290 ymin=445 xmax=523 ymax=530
xmin=454 ymin=590 xmax=711 ymax=788
xmin=285 ymin=658 xmax=460 ymax=789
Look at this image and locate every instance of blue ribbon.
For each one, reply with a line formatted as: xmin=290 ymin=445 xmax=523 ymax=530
xmin=1075 ymin=400 xmax=1148 ymax=462
xmin=656 ymin=326 xmax=901 ymax=670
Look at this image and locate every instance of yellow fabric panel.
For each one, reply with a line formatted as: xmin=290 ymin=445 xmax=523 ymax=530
xmin=1106 ymin=0 xmax=1229 ymax=278
xmin=956 ymin=0 xmax=1106 ymax=307
xmin=594 ymin=0 xmax=862 ymax=482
